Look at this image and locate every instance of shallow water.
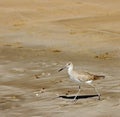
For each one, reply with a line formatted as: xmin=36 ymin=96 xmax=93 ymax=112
xmin=0 ymin=45 xmax=120 ymax=117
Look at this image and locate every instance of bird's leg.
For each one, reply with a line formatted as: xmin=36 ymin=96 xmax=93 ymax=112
xmin=89 ymin=84 xmax=100 ymax=100
xmin=73 ymin=85 xmax=81 ymax=102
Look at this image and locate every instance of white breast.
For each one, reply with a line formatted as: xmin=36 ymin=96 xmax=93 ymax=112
xmin=68 ymin=68 xmax=81 ymax=83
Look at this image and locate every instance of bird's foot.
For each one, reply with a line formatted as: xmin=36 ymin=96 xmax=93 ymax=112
xmin=98 ymin=94 xmax=101 ymax=100
xmin=73 ymin=96 xmax=78 ymax=103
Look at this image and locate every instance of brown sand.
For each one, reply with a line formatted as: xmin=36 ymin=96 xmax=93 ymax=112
xmin=0 ymin=0 xmax=120 ymax=117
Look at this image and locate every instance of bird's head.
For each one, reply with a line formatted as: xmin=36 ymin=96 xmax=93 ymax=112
xmin=58 ymin=62 xmax=73 ymax=72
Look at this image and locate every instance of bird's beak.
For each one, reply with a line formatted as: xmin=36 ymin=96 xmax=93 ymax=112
xmin=58 ymin=66 xmax=66 ymax=72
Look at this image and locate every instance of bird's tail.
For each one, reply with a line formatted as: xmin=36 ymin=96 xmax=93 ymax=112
xmin=94 ymin=75 xmax=105 ymax=80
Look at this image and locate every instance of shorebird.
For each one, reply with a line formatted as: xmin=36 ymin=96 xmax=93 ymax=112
xmin=58 ymin=62 xmax=105 ymax=101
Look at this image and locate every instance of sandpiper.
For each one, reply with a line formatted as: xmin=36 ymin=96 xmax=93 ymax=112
xmin=58 ymin=62 xmax=105 ymax=102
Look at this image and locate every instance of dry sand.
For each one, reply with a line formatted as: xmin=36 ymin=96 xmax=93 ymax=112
xmin=0 ymin=0 xmax=120 ymax=117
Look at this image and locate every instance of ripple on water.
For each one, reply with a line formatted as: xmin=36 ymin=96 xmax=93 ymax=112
xmin=0 ymin=94 xmax=24 ymax=110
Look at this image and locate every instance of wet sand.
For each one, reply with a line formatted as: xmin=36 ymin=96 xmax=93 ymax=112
xmin=0 ymin=0 xmax=120 ymax=117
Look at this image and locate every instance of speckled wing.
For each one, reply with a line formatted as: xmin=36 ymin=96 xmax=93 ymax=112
xmin=78 ymin=71 xmax=105 ymax=81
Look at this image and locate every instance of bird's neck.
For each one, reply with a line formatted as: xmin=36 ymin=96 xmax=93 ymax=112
xmin=68 ymin=65 xmax=73 ymax=75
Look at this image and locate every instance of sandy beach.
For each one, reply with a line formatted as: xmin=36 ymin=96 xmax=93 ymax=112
xmin=0 ymin=0 xmax=120 ymax=117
